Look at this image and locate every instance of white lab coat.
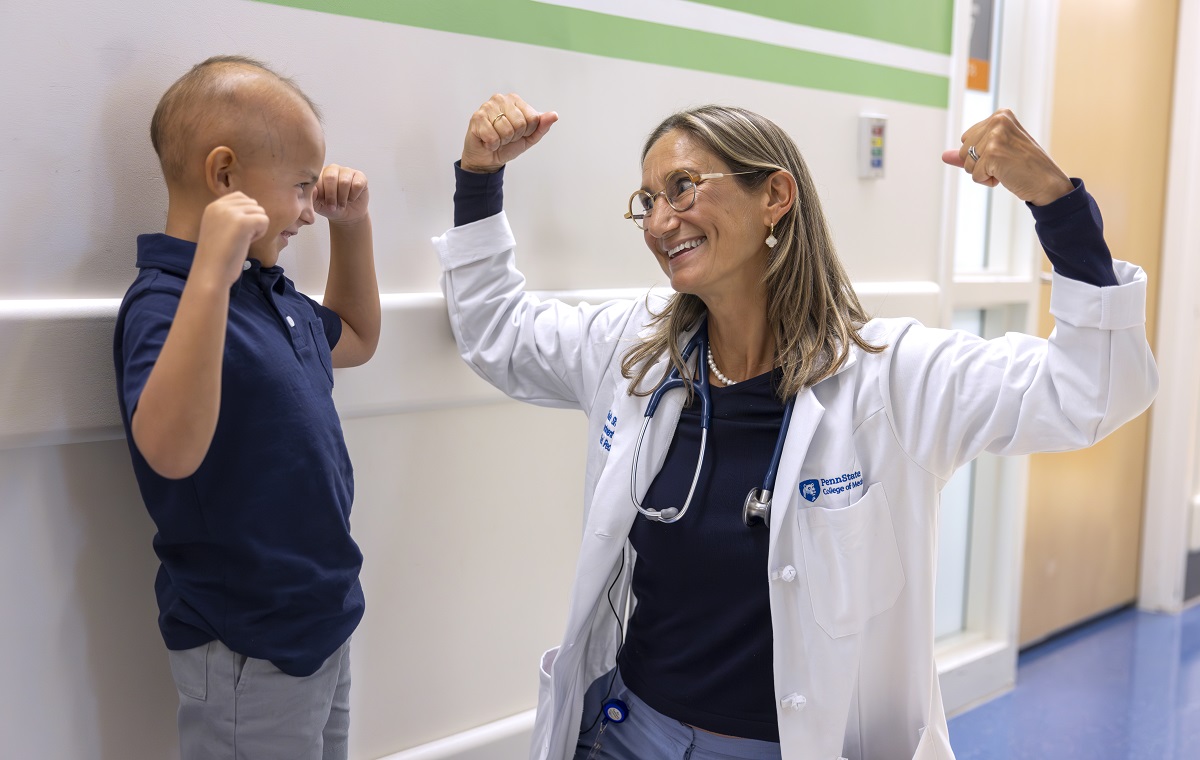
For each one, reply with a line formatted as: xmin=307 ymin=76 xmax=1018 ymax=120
xmin=433 ymin=211 xmax=1157 ymax=760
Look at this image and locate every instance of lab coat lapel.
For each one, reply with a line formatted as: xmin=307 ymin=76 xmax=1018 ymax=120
xmin=769 ymin=387 xmax=826 ymax=555
xmin=565 ymin=340 xmax=687 ymax=660
xmin=585 ymin=388 xmax=649 ymax=539
xmin=768 ymin=351 xmax=860 ymax=552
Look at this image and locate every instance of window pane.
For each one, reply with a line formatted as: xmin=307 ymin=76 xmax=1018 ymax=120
xmin=936 ymin=310 xmax=984 ymax=638
xmin=953 ymin=0 xmax=1001 ymax=274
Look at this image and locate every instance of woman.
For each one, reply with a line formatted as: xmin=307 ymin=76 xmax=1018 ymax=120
xmin=433 ymin=94 xmax=1156 ymax=760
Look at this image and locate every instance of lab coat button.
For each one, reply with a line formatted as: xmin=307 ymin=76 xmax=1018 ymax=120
xmin=777 ymin=565 xmax=797 ymax=582
xmin=780 ymin=693 xmax=806 ymax=711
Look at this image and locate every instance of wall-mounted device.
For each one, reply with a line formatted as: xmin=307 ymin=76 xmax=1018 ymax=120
xmin=858 ymin=113 xmax=887 ymax=180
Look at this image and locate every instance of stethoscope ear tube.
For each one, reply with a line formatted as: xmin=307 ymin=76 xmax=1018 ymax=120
xmin=631 ymin=419 xmax=708 ymax=523
xmin=630 ymin=327 xmax=710 ymax=524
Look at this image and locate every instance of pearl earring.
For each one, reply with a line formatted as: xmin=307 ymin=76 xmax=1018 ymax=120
xmin=765 ymin=223 xmax=777 ymax=249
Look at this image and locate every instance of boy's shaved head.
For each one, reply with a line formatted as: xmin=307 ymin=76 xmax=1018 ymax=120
xmin=151 ymin=55 xmax=322 ymax=185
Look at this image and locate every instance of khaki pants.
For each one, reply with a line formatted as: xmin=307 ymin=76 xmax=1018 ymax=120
xmin=167 ymin=638 xmax=351 ymax=760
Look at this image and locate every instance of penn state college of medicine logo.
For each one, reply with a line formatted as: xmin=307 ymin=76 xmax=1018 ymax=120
xmin=799 ymin=479 xmax=820 ymax=503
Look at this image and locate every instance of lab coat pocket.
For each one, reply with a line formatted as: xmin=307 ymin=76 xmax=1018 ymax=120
xmin=537 ymin=645 xmax=560 ymax=700
xmin=797 ymin=482 xmax=905 ymax=638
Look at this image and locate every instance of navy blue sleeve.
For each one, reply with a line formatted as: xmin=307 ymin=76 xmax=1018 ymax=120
xmin=119 ymin=286 xmax=180 ymax=421
xmin=302 ymin=295 xmax=343 ymax=349
xmin=1027 ymin=178 xmax=1118 ymax=287
xmin=454 ymin=160 xmax=504 ymax=226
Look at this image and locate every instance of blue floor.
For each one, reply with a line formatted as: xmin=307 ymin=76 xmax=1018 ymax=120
xmin=948 ymin=603 xmax=1200 ymax=758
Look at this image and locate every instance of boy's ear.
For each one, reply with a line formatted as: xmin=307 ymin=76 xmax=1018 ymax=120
xmin=204 ymin=146 xmax=240 ymax=196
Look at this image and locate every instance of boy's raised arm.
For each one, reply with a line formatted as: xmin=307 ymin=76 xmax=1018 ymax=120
xmin=131 ymin=193 xmax=267 ymax=479
xmin=316 ymin=164 xmax=380 ymax=368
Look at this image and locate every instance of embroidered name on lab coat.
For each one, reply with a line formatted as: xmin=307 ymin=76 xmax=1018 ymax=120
xmin=599 ymin=410 xmax=618 ymax=452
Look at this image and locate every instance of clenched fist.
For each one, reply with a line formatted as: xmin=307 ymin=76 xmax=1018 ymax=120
xmin=461 ymin=93 xmax=558 ymax=174
xmin=193 ymin=192 xmax=269 ymax=288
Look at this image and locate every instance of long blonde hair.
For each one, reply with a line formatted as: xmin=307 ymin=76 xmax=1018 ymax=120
xmin=621 ymin=105 xmax=884 ymax=400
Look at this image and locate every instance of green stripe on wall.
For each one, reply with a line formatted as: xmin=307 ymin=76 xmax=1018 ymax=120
xmin=686 ymin=0 xmax=954 ymax=55
xmin=253 ymin=0 xmax=949 ymax=108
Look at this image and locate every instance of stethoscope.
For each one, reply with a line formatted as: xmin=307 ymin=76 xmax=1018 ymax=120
xmin=629 ymin=322 xmax=796 ymax=527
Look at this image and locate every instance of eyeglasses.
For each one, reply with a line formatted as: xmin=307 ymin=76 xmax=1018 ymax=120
xmin=625 ymin=169 xmax=756 ymax=229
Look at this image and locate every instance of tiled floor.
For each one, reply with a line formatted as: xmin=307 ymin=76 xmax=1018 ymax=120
xmin=948 ymin=603 xmax=1200 ymax=758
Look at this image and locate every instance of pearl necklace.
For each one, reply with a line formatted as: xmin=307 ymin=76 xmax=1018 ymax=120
xmin=707 ymin=347 xmax=737 ymax=386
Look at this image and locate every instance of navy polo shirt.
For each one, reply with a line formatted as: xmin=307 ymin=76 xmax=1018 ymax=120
xmin=113 ymin=233 xmax=364 ymax=677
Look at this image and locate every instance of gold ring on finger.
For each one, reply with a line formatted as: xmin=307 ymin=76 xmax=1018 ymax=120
xmin=492 ymin=112 xmax=508 ymax=126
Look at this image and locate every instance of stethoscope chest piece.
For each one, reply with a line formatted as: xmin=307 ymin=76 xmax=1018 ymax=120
xmin=743 ymin=487 xmax=771 ymax=527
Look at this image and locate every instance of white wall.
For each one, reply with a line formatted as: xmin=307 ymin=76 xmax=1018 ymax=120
xmin=0 ymin=1 xmax=952 ymax=758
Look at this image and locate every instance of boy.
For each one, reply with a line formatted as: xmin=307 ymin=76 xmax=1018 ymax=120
xmin=113 ymin=55 xmax=379 ymax=760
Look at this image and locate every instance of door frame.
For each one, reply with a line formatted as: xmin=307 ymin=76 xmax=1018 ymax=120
xmin=1140 ymin=0 xmax=1200 ymax=614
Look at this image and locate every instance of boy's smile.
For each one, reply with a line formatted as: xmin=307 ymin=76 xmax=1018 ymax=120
xmin=232 ymin=105 xmax=326 ymax=266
